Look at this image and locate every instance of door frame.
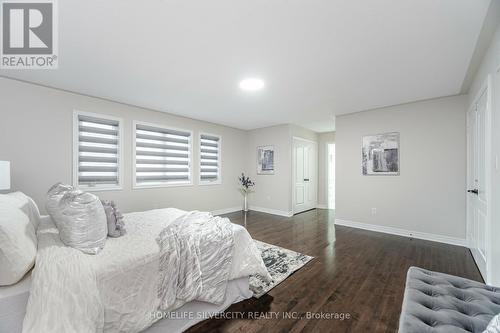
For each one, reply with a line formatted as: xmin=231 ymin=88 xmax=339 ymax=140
xmin=466 ymin=75 xmax=493 ymax=283
xmin=327 ymin=142 xmax=335 ymax=209
xmin=291 ymin=136 xmax=318 ymax=215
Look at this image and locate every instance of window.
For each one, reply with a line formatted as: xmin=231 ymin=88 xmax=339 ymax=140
xmin=199 ymin=133 xmax=221 ymax=184
xmin=134 ymin=122 xmax=192 ymax=187
xmin=73 ymin=111 xmax=123 ymax=190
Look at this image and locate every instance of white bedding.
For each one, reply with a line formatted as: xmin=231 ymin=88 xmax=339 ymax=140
xmin=0 ymin=275 xmax=251 ymax=333
xmin=23 ymin=208 xmax=269 ymax=333
xmin=0 ymin=272 xmax=31 ymax=333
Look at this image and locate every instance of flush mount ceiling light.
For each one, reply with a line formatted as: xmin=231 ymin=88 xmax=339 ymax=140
xmin=239 ymin=78 xmax=265 ymax=91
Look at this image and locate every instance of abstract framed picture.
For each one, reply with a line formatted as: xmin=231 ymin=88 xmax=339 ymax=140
xmin=362 ymin=132 xmax=400 ymax=176
xmin=257 ymin=145 xmax=275 ymax=175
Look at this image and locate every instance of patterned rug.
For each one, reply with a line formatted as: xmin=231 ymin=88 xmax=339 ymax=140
xmin=249 ymin=240 xmax=314 ymax=298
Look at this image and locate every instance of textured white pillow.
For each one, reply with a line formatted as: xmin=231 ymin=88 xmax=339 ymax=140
xmin=0 ymin=192 xmax=41 ymax=230
xmin=484 ymin=314 xmax=500 ymax=333
xmin=0 ymin=194 xmax=38 ymax=286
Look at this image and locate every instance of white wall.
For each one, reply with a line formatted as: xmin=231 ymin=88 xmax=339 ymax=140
xmin=468 ymin=20 xmax=500 ymax=285
xmin=246 ymin=124 xmax=318 ymax=215
xmin=0 ymin=78 xmax=248 ymax=214
xmin=318 ymin=132 xmax=335 ymax=208
xmin=0 ymin=78 xmax=323 ymax=217
xmin=335 ymin=95 xmax=468 ymax=241
xmin=245 ymin=125 xmax=292 ymax=215
xmin=290 ymin=124 xmax=319 ymax=143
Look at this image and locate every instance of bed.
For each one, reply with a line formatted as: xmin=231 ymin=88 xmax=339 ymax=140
xmin=0 ymin=273 xmax=251 ymax=333
xmin=3 ymin=206 xmax=269 ymax=333
xmin=0 ymin=271 xmax=31 ymax=333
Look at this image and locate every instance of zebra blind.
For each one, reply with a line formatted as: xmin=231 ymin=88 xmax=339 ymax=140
xmin=199 ymin=134 xmax=221 ymax=183
xmin=75 ymin=113 xmax=122 ymax=188
xmin=135 ymin=123 xmax=192 ymax=186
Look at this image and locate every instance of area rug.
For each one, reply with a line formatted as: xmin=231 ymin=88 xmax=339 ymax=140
xmin=249 ymin=240 xmax=314 ymax=298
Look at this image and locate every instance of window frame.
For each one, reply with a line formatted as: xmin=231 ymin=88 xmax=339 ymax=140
xmin=72 ymin=110 xmax=124 ymax=191
xmin=133 ymin=120 xmax=194 ymax=189
xmin=198 ymin=132 xmax=222 ymax=186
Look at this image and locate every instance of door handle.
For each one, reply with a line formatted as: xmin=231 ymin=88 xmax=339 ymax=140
xmin=304 ymin=178 xmax=310 ymax=182
xmin=467 ymin=189 xmax=479 ymax=195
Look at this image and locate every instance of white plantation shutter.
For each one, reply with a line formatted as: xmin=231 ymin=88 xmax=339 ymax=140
xmin=135 ymin=123 xmax=192 ymax=186
xmin=75 ymin=112 xmax=122 ymax=189
xmin=200 ymin=134 xmax=221 ymax=183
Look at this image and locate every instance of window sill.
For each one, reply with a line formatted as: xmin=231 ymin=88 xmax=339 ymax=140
xmin=133 ymin=182 xmax=194 ymax=190
xmin=198 ymin=180 xmax=222 ymax=186
xmin=77 ymin=186 xmax=123 ymax=192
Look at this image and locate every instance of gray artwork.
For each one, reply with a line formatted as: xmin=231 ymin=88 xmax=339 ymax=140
xmin=257 ymin=145 xmax=275 ymax=174
xmin=362 ymin=132 xmax=400 ymax=175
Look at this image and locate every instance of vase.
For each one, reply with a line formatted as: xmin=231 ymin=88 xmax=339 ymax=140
xmin=243 ymin=193 xmax=249 ymax=212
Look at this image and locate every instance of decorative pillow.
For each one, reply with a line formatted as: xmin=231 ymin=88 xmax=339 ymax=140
xmin=45 ymin=183 xmax=74 ymax=235
xmin=0 ymin=195 xmax=37 ymax=286
xmin=101 ymin=200 xmax=126 ymax=238
xmin=45 ymin=183 xmax=74 ymax=222
xmin=46 ymin=183 xmax=107 ymax=255
xmin=484 ymin=314 xmax=500 ymax=333
xmin=0 ymin=191 xmax=41 ymax=230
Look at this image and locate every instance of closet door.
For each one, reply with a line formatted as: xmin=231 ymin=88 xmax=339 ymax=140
xmin=467 ymin=82 xmax=490 ymax=281
xmin=293 ymin=138 xmax=317 ymax=214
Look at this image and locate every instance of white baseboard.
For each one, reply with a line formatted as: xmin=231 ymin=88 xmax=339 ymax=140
xmin=334 ymin=219 xmax=467 ymax=247
xmin=316 ymin=204 xmax=328 ymax=209
xmin=211 ymin=206 xmax=294 ymax=217
xmin=211 ymin=207 xmax=242 ymax=215
xmin=250 ymin=206 xmax=293 ymax=217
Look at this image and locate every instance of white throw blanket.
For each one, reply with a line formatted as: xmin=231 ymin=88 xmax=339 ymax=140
xmin=23 ymin=209 xmax=270 ymax=333
xmin=156 ymin=212 xmax=234 ymax=311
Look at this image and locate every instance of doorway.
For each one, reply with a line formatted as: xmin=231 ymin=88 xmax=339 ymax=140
xmin=327 ymin=143 xmax=335 ymax=210
xmin=293 ymin=137 xmax=318 ymax=214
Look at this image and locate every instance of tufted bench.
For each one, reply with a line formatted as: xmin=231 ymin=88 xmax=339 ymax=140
xmin=399 ymin=267 xmax=500 ymax=333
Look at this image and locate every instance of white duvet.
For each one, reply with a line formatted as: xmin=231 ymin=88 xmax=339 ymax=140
xmin=22 ymin=208 xmax=270 ymax=333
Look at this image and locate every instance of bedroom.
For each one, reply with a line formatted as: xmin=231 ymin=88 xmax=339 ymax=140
xmin=1 ymin=1 xmax=500 ymax=332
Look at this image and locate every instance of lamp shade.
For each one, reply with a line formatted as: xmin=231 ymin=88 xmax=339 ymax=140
xmin=0 ymin=161 xmax=10 ymax=190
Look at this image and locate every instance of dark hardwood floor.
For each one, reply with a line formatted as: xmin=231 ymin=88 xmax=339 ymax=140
xmin=188 ymin=209 xmax=482 ymax=333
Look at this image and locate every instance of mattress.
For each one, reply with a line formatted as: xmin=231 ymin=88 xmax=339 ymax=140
xmin=0 ymin=275 xmax=251 ymax=333
xmin=143 ymin=276 xmax=252 ymax=333
xmin=0 ymin=272 xmax=31 ymax=333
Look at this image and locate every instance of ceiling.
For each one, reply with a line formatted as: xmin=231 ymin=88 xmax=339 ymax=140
xmin=0 ymin=0 xmax=490 ymax=132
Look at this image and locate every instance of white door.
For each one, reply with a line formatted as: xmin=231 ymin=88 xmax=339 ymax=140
xmin=467 ymin=84 xmax=490 ymax=280
xmin=293 ymin=138 xmax=317 ymax=214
